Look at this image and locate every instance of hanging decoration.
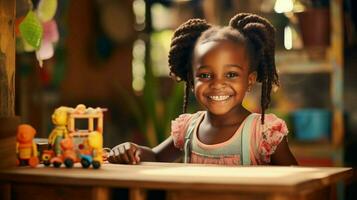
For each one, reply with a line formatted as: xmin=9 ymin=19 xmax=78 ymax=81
xmin=16 ymin=0 xmax=59 ymax=67
xmin=37 ymin=0 xmax=58 ymax=22
xmin=19 ymin=11 xmax=43 ymax=50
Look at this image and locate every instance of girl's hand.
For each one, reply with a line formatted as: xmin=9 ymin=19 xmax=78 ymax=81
xmin=108 ymin=142 xmax=141 ymax=164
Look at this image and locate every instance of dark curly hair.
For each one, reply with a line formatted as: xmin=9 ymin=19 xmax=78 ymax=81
xmin=168 ymin=13 xmax=279 ymax=124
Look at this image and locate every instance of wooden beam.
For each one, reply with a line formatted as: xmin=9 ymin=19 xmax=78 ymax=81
xmin=0 ymin=0 xmax=18 ymax=170
xmin=330 ymin=0 xmax=344 ymax=148
xmin=0 ymin=0 xmax=16 ymax=117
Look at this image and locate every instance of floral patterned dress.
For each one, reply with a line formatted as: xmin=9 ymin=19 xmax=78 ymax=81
xmin=171 ymin=111 xmax=289 ymax=165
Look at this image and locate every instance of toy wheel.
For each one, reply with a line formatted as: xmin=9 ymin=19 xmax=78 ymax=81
xmin=19 ymin=159 xmax=28 ymax=166
xmin=64 ymin=158 xmax=74 ymax=168
xmin=29 ymin=156 xmax=39 ymax=168
xmin=81 ymin=158 xmax=90 ymax=168
xmin=43 ymin=160 xmax=51 ymax=167
xmin=53 ymin=161 xmax=62 ymax=168
xmin=92 ymin=161 xmax=101 ymax=169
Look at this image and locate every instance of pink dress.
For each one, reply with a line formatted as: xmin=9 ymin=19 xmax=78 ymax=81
xmin=171 ymin=111 xmax=289 ymax=165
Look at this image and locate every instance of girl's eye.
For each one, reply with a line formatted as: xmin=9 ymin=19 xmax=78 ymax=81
xmin=226 ymin=72 xmax=239 ymax=79
xmin=197 ymin=73 xmax=212 ymax=79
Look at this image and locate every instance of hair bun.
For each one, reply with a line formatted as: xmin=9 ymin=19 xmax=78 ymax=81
xmin=228 ymin=13 xmax=251 ymax=30
xmin=229 ymin=13 xmax=275 ymax=37
xmin=173 ymin=19 xmax=210 ymax=38
xmin=168 ymin=18 xmax=211 ymax=82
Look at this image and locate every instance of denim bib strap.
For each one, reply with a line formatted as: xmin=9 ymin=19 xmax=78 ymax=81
xmin=183 ymin=112 xmax=202 ymax=163
xmin=241 ymin=114 xmax=256 ymax=165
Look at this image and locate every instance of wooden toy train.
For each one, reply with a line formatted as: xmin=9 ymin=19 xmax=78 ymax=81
xmin=16 ymin=104 xmax=107 ymax=169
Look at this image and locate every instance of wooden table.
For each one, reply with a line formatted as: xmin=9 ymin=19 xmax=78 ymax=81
xmin=0 ymin=162 xmax=353 ymax=200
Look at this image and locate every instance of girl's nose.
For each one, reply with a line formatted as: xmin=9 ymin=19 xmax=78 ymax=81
xmin=210 ymin=78 xmax=226 ymax=90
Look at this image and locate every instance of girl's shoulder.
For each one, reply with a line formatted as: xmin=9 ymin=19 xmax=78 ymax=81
xmin=170 ymin=111 xmax=204 ymax=150
xmin=250 ymin=113 xmax=289 ymax=164
xmin=251 ymin=113 xmax=288 ymax=134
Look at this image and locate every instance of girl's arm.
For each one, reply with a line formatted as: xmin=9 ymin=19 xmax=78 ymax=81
xmin=270 ymin=137 xmax=298 ymax=166
xmin=152 ymin=136 xmax=182 ymax=162
xmin=108 ymin=136 xmax=182 ymax=164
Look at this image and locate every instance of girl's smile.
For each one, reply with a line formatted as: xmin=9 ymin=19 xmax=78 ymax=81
xmin=208 ymin=95 xmax=231 ymax=101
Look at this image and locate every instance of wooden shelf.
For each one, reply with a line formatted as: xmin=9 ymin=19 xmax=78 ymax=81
xmin=277 ymin=0 xmax=345 ymax=149
xmin=290 ymin=142 xmax=344 ymax=167
xmin=276 ymin=50 xmax=331 ymax=74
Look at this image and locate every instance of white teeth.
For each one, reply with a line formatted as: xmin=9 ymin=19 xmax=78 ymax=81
xmin=209 ymin=95 xmax=230 ymax=101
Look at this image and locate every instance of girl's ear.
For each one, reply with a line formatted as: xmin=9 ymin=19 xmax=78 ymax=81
xmin=248 ymin=71 xmax=257 ymax=86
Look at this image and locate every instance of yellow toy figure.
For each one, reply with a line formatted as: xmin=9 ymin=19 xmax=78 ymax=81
xmin=48 ymin=107 xmax=70 ymax=158
xmin=16 ymin=124 xmax=39 ymax=167
xmin=88 ymin=131 xmax=103 ymax=169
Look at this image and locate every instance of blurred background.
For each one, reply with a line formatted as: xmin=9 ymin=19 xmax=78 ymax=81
xmin=14 ymin=0 xmax=357 ymax=174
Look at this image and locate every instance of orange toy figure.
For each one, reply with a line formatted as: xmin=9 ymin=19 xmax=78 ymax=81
xmin=60 ymin=137 xmax=77 ymax=168
xmin=16 ymin=124 xmax=39 ymax=167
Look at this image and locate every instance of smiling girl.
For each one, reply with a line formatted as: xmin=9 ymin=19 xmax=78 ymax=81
xmin=108 ymin=13 xmax=298 ymax=166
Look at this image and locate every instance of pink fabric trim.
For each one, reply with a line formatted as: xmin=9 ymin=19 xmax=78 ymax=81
xmin=171 ymin=113 xmax=193 ymax=150
xmin=190 ymin=151 xmax=240 ymax=165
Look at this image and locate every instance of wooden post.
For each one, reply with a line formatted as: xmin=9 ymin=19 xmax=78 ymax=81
xmin=129 ymin=188 xmax=146 ymax=200
xmin=0 ymin=0 xmax=16 ymax=116
xmin=0 ymin=183 xmax=11 ymax=200
xmin=92 ymin=187 xmax=111 ymax=200
xmin=330 ymin=0 xmax=344 ymax=151
xmin=0 ymin=0 xmax=19 ymax=169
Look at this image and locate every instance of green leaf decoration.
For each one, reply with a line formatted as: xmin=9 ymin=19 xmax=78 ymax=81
xmin=37 ymin=0 xmax=58 ymax=22
xmin=21 ymin=37 xmax=36 ymax=52
xmin=19 ymin=11 xmax=43 ymax=49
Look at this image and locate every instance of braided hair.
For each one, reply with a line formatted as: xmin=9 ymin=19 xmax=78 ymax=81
xmin=168 ymin=19 xmax=211 ymax=113
xmin=168 ymin=13 xmax=279 ymax=124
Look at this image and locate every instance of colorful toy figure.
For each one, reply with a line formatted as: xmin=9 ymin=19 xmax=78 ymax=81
xmin=87 ymin=131 xmax=103 ymax=169
xmin=44 ymin=104 xmax=106 ymax=169
xmin=67 ymin=104 xmax=106 ymax=169
xmin=16 ymin=124 xmax=39 ymax=167
xmin=48 ymin=106 xmax=70 ymax=166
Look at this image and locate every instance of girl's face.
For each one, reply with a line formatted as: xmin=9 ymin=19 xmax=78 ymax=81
xmin=192 ymin=41 xmax=256 ymax=115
